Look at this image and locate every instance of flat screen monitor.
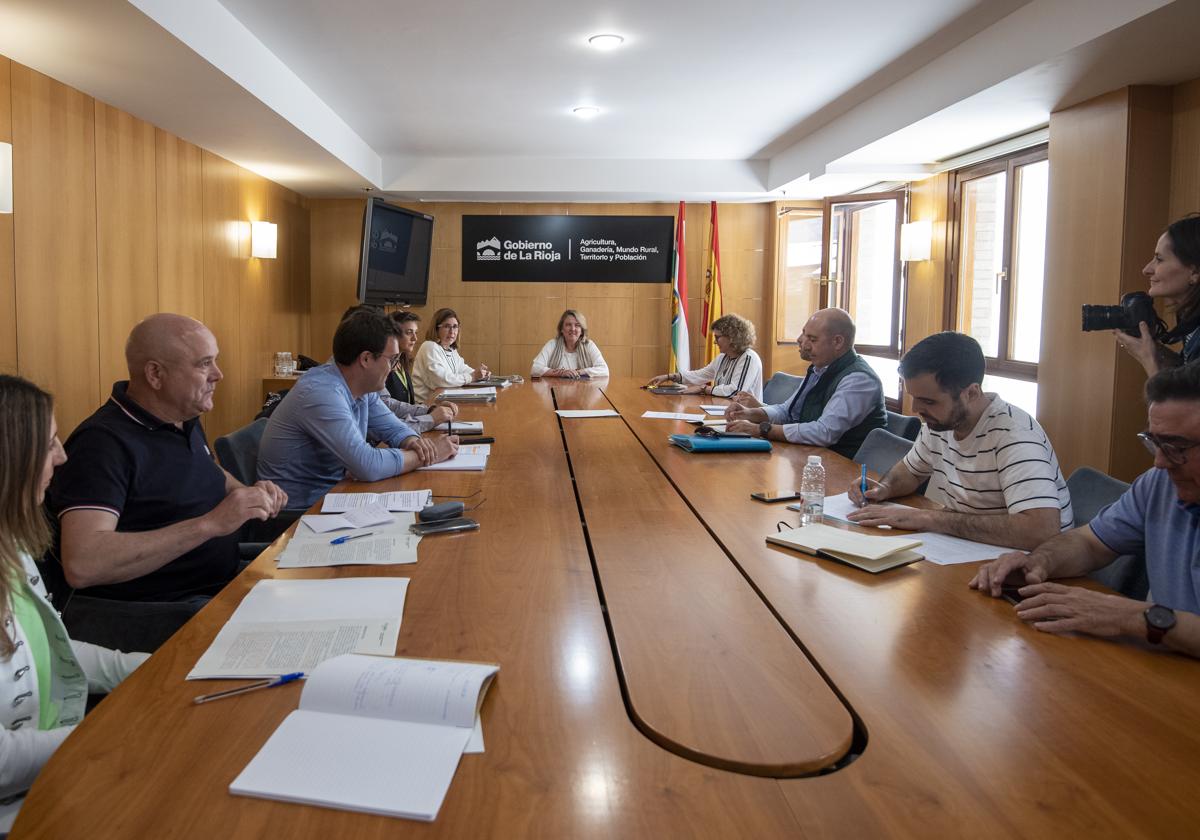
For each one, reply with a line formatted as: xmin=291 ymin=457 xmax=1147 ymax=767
xmin=357 ymin=198 xmax=434 ymax=306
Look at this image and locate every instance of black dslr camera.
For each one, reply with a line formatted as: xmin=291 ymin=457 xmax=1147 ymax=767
xmin=1081 ymin=292 xmax=1165 ymax=339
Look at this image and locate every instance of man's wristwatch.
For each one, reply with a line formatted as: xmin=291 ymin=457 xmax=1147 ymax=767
xmin=1144 ymin=604 xmax=1176 ymax=644
xmin=758 ymin=421 xmax=771 ymax=439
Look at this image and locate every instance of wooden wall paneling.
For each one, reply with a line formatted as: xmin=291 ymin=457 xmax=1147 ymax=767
xmin=94 ymin=102 xmax=158 ymax=391
xmin=239 ymin=167 xmax=272 ymax=426
xmin=282 ymin=187 xmax=311 ymax=355
xmin=1040 ymin=90 xmax=1130 ymax=479
xmin=10 ymin=66 xmax=100 ymax=434
xmin=1110 ymin=86 xmax=1172 ymax=480
xmin=498 ymin=295 xmax=566 ymax=344
xmin=308 ymin=198 xmax=366 ymax=361
xmin=1169 ymin=79 xmax=1200 ymax=221
xmin=155 ymin=131 xmax=205 ymax=320
xmin=200 ymin=150 xmax=245 ymax=439
xmin=0 ymin=57 xmax=15 ymax=375
xmin=499 ymin=344 xmax=544 ymax=376
xmin=904 ymin=173 xmax=950 ymax=353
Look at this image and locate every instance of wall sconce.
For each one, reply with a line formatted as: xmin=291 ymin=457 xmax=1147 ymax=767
xmin=900 ymin=220 xmax=932 ymax=262
xmin=0 ymin=142 xmax=12 ymax=214
xmin=251 ymin=221 xmax=277 ymax=259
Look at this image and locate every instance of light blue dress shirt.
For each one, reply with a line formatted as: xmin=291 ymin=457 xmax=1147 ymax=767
xmin=257 ymin=362 xmax=418 ymax=509
xmin=762 ymin=365 xmax=880 ymax=446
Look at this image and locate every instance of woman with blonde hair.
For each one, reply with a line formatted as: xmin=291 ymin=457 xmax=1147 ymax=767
xmin=646 ymin=313 xmax=763 ymax=400
xmin=0 ymin=375 xmax=147 ymax=830
xmin=411 ymin=308 xmax=491 ymax=402
xmin=531 ymin=310 xmax=609 ymax=379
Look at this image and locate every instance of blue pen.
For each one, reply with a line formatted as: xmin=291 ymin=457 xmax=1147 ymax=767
xmin=330 ymin=531 xmax=373 ymax=545
xmin=193 ymin=672 xmax=305 ymax=704
xmin=860 ymin=464 xmax=869 ymax=506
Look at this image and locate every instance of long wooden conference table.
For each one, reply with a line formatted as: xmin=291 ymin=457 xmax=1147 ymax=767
xmin=15 ymin=378 xmax=1200 ymax=837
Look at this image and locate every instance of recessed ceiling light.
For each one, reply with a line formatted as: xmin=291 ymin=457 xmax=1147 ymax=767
xmin=572 ymin=106 xmax=601 ymax=119
xmin=587 ymin=33 xmax=624 ymax=50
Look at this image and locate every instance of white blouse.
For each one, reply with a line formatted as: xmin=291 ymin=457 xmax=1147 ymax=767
xmin=530 ymin=339 xmax=609 ymax=378
xmin=411 ymin=341 xmax=476 ymax=403
xmin=679 ymin=349 xmax=763 ymax=400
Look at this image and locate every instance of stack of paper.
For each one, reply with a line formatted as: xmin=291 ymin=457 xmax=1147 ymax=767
xmin=187 ymin=579 xmax=408 ymax=679
xmin=642 ymin=411 xmax=705 ymax=422
xmin=279 ymin=509 xmax=421 ymax=569
xmin=433 ymin=420 xmax=483 ymax=434
xmin=322 ymin=490 xmax=432 ymax=513
xmin=438 ymin=387 xmax=496 ymax=403
xmin=556 ymin=409 xmax=620 ymax=418
xmin=230 ymin=653 xmax=499 ymax=821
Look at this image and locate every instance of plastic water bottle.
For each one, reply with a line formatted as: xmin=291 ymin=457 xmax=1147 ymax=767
xmin=800 ymin=455 xmax=825 ymax=525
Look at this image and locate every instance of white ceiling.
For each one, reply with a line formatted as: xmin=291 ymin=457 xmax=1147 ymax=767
xmin=1 ymin=0 xmax=1197 ymax=201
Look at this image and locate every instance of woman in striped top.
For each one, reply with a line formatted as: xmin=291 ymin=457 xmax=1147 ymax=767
xmin=646 ymin=313 xmax=763 ymax=400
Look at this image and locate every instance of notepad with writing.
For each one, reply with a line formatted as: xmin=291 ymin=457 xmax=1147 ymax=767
xmin=766 ymin=523 xmax=922 ymax=573
xmin=231 ymin=653 xmax=499 ymax=821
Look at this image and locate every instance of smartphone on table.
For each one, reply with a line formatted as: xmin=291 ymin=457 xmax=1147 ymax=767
xmin=750 ymin=490 xmax=802 ymax=503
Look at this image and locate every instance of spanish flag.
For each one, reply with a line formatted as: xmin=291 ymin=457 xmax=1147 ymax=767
xmin=702 ymin=201 xmax=724 ymax=364
xmin=669 ymin=201 xmax=691 ymax=374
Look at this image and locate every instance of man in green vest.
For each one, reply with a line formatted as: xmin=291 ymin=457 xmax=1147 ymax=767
xmin=726 ymin=308 xmax=885 ymax=458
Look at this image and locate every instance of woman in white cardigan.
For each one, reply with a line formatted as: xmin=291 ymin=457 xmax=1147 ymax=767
xmin=411 ymin=308 xmax=491 ymax=403
xmin=0 ymin=375 xmax=148 ymax=831
xmin=646 ymin=313 xmax=764 ymax=400
xmin=531 ymin=310 xmax=609 ymax=379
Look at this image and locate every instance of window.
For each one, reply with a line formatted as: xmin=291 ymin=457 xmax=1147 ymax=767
xmin=775 ymin=207 xmax=823 ymax=343
xmin=948 ymin=146 xmax=1048 ymax=408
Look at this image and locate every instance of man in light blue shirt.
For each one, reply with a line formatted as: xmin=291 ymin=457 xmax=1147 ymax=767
xmin=725 ymin=308 xmax=885 ymax=458
xmin=971 ymin=361 xmax=1200 ymax=659
xmin=258 ymin=310 xmax=458 ymax=509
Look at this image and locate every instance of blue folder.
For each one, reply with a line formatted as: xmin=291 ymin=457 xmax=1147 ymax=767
xmin=668 ymin=434 xmax=772 ymax=453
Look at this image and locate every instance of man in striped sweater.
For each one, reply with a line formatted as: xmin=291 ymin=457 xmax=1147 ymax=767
xmin=848 ymin=331 xmax=1071 ymax=551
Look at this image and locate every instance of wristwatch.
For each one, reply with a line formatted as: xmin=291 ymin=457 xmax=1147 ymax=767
xmin=758 ymin=421 xmax=771 ymax=439
xmin=1144 ymin=604 xmax=1176 ymax=644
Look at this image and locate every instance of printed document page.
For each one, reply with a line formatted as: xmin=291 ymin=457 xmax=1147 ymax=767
xmin=321 ymin=490 xmax=432 ymax=513
xmin=906 ymin=531 xmax=1016 ymax=565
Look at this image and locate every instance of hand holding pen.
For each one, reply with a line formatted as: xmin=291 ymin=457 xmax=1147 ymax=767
xmin=848 ymin=471 xmax=888 ymax=507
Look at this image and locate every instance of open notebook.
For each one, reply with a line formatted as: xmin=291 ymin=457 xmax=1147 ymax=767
xmin=766 ymin=522 xmax=923 ymax=573
xmin=231 ymin=653 xmax=499 ymax=821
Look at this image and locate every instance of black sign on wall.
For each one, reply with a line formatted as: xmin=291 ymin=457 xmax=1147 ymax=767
xmin=462 ymin=215 xmax=674 ymax=283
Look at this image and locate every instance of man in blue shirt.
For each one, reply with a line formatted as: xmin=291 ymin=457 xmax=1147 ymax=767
xmin=971 ymin=362 xmax=1200 ymax=658
xmin=724 ymin=308 xmax=885 ymax=458
xmin=258 ymin=309 xmax=458 ymax=509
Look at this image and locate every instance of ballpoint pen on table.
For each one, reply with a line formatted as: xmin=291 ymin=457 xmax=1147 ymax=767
xmin=331 ymin=531 xmax=373 ymax=545
xmin=193 ymin=672 xmax=304 ymax=705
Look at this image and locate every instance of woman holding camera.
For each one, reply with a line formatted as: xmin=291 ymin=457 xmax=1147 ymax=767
xmin=1116 ymin=215 xmax=1200 ymax=376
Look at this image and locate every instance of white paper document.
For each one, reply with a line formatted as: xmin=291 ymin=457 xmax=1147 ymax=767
xmin=278 ymin=533 xmax=422 ymax=569
xmin=441 ymin=387 xmax=497 ymax=398
xmin=457 ymin=443 xmax=491 ymax=457
xmin=230 ymin=653 xmax=499 ymax=821
xmin=433 ymin=420 xmax=483 ymax=433
xmin=800 ymin=492 xmax=906 ymax=526
xmin=556 ymin=409 xmax=620 ymax=418
xmin=301 ymin=503 xmax=394 ymax=533
xmin=906 ymin=531 xmax=1016 ymax=566
xmin=641 ymin=411 xmax=705 ymax=422
xmin=699 ymin=405 xmax=728 ymax=415
xmin=188 ymin=578 xmax=408 ymax=679
xmin=417 ymin=451 xmax=488 ymax=471
xmin=321 ymin=490 xmax=432 ymax=513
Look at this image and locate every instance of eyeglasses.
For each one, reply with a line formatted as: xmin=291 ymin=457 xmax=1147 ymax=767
xmin=1138 ymin=431 xmax=1200 ymax=466
xmin=380 ymin=352 xmax=403 ymax=369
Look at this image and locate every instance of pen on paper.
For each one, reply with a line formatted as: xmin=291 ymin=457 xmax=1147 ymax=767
xmin=331 ymin=532 xmax=373 ymax=545
xmin=192 ymin=672 xmax=304 ymax=705
xmin=860 ymin=465 xmax=868 ymax=507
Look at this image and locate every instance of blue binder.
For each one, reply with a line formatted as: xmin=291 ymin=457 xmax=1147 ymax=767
xmin=668 ymin=434 xmax=772 ymax=453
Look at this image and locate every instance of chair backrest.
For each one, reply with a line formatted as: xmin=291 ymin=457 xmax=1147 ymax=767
xmin=214 ymin=417 xmax=269 ymax=485
xmin=853 ymin=427 xmax=914 ymax=477
xmin=1066 ymin=466 xmax=1130 ymax=527
xmin=762 ymin=371 xmax=804 ymax=405
xmin=886 ymin=410 xmax=921 ymax=442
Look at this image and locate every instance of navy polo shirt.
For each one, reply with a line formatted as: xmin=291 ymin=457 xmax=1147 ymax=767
xmin=48 ymin=382 xmax=238 ymax=601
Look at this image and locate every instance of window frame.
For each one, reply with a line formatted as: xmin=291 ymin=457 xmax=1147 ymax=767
xmin=945 ymin=145 xmax=1048 ymax=381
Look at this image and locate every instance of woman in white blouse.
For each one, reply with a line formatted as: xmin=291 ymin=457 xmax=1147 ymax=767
xmin=646 ymin=313 xmax=763 ymax=400
xmin=0 ymin=375 xmax=148 ymax=831
xmin=411 ymin=308 xmax=491 ymax=403
xmin=531 ymin=310 xmax=609 ymax=379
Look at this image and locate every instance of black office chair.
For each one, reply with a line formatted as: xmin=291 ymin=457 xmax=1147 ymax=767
xmin=762 ymin=371 xmax=804 ymax=405
xmin=853 ymin=428 xmax=914 ymax=477
xmin=215 ymin=417 xmax=302 ymax=544
xmin=886 ymin=410 xmax=921 ymax=442
xmin=1066 ymin=466 xmax=1147 ymax=600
